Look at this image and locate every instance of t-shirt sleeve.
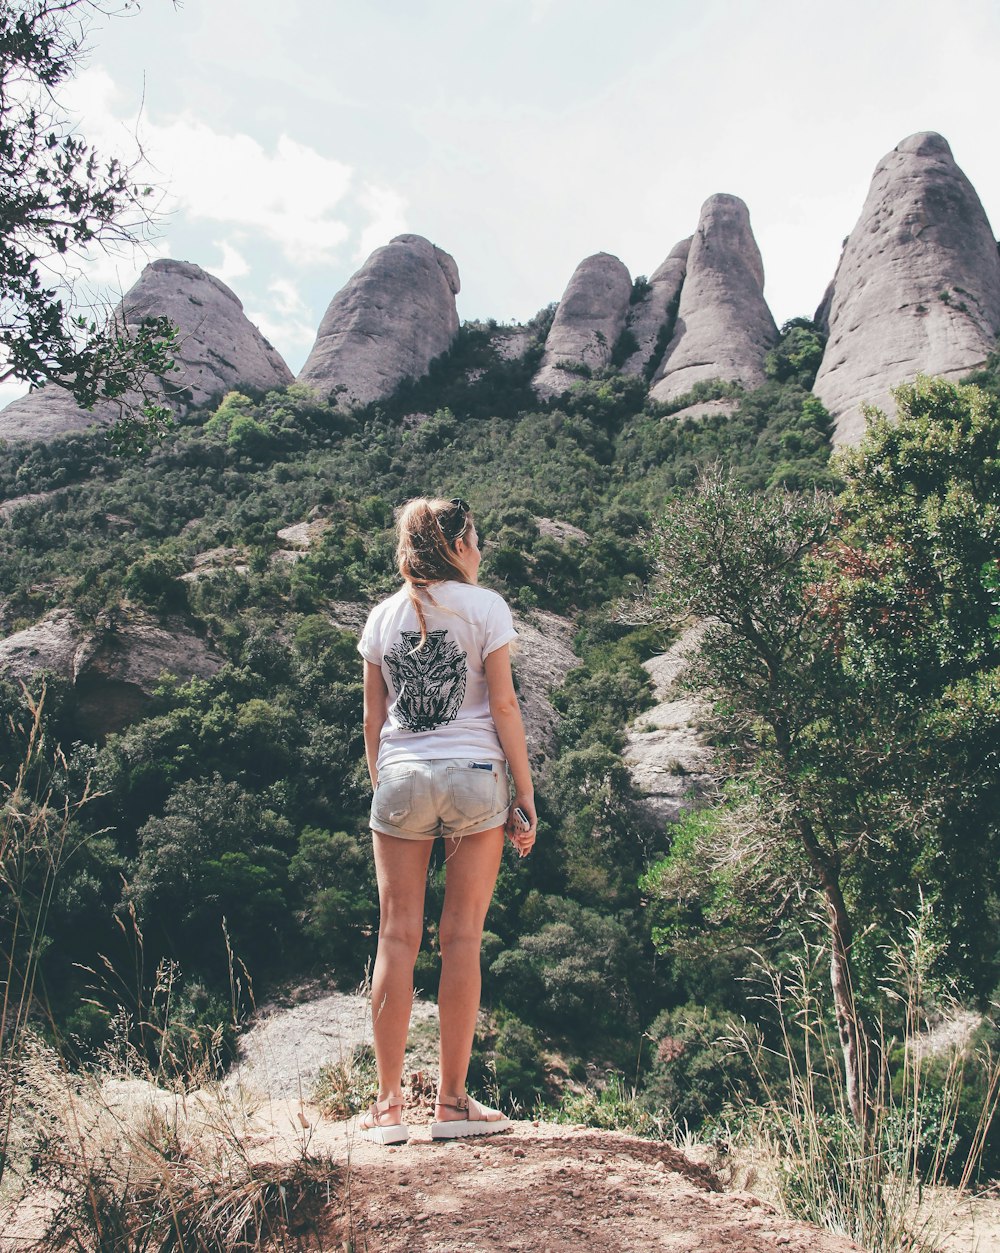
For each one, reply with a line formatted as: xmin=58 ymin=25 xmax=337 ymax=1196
xmin=358 ymin=606 xmax=382 ymax=665
xmin=481 ymin=593 xmax=518 ymax=661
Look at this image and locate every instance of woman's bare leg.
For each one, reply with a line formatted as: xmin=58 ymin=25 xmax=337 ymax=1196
xmin=436 ymin=825 xmax=505 ymax=1111
xmin=370 ymin=831 xmax=434 ymax=1116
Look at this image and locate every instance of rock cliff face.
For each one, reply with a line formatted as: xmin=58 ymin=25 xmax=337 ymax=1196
xmin=532 ymin=253 xmax=633 ymax=398
xmin=0 ymin=607 xmax=223 ymax=738
xmin=618 ymin=238 xmax=691 ymax=379
xmin=623 ymin=625 xmax=714 ymax=826
xmin=297 ymin=234 xmax=460 ymax=408
xmin=813 ymin=132 xmax=1000 ymax=445
xmin=0 ymin=260 xmax=293 ymax=443
xmin=649 ymin=195 xmax=778 ymax=406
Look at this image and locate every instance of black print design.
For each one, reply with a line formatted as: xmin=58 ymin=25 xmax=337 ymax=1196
xmin=385 ymin=630 xmax=467 ymax=731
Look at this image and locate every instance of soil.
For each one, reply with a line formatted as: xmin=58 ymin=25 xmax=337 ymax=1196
xmin=220 ymin=989 xmax=1000 ymax=1252
xmin=247 ymin=1096 xmax=864 ymax=1252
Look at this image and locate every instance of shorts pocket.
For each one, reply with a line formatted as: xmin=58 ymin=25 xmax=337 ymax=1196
xmin=372 ymin=770 xmax=414 ymax=827
xmin=447 ymin=765 xmax=503 ymax=824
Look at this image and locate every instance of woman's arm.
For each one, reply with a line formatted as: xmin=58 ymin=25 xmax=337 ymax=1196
xmin=484 ymin=644 xmax=536 ymax=855
xmin=363 ymin=660 xmax=389 ymax=787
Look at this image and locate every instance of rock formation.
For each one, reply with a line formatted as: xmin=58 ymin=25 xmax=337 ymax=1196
xmin=532 ymin=253 xmax=633 ymax=398
xmin=509 ymin=608 xmax=578 ymax=765
xmin=623 ymin=625 xmax=714 ymax=826
xmin=0 ymin=607 xmax=223 ymax=738
xmin=649 ymin=195 xmax=778 ymax=406
xmin=0 ymin=260 xmax=293 ymax=443
xmin=618 ymin=238 xmax=691 ymax=379
xmin=297 ymin=234 xmax=460 ymax=408
xmin=813 ymin=132 xmax=1000 ymax=444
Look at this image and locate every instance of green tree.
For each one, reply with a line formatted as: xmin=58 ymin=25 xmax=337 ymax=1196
xmin=0 ymin=1 xmax=177 ymax=448
xmin=639 ymin=468 xmax=876 ymax=1120
xmin=830 ymin=377 xmax=1000 ymax=993
xmin=639 ymin=379 xmax=1000 ymax=1125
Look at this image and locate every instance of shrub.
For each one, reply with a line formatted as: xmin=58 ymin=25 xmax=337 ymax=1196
xmin=642 ymin=1004 xmax=762 ymax=1129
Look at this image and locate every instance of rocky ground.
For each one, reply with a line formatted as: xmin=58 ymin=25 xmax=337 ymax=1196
xmin=247 ymin=1101 xmax=864 ymax=1252
xmin=218 ymin=991 xmax=1000 ymax=1251
xmin=4 ymin=989 xmax=999 ymax=1251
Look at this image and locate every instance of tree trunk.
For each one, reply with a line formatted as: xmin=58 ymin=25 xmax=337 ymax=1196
xmin=823 ymin=879 xmax=868 ymax=1128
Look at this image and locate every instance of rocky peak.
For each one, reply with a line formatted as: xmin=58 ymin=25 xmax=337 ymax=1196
xmin=618 ymin=238 xmax=691 ymax=380
xmin=296 ymin=234 xmax=461 ymax=408
xmin=649 ymin=194 xmax=778 ymax=406
xmin=0 ymin=260 xmax=293 ymax=443
xmin=532 ymin=253 xmax=633 ymax=398
xmin=812 ymin=131 xmax=1000 ymax=444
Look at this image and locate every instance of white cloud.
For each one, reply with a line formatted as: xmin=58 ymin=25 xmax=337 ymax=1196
xmin=208 ymin=240 xmax=250 ymax=286
xmin=65 ymin=68 xmax=355 ymax=267
xmin=247 ymin=278 xmax=318 ymax=362
xmin=153 ymin=122 xmax=353 ymax=265
xmin=0 ymin=379 xmax=30 ymax=413
xmin=355 ymin=183 xmax=409 ymax=262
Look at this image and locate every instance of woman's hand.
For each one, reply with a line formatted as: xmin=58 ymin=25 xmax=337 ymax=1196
xmin=506 ymin=794 xmax=537 ymax=858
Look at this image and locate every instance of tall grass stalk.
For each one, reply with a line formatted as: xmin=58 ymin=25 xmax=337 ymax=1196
xmin=733 ymin=909 xmax=1000 ymax=1252
xmin=1 ymin=685 xmax=95 ymax=1186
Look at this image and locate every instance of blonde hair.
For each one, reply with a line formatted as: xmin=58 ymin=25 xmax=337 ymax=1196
xmin=396 ymin=497 xmax=472 ymax=649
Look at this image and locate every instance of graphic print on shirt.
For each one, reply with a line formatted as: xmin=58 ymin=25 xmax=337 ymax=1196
xmin=385 ymin=630 xmax=468 ymax=732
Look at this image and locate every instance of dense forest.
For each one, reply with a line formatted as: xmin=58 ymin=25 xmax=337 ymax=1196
xmin=3 ymin=315 xmax=999 ymax=1226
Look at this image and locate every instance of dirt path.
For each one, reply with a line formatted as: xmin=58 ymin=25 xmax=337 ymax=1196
xmin=250 ymin=1099 xmax=863 ymax=1252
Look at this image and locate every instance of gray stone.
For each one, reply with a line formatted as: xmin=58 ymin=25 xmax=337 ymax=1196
xmin=813 ymin=131 xmax=1000 ymax=445
xmin=0 ymin=606 xmax=223 ymax=738
xmin=535 ymin=517 xmax=590 ymax=546
xmin=623 ymin=625 xmax=715 ymax=826
xmin=532 ymin=253 xmax=633 ymax=398
xmin=508 ymin=609 xmax=578 ymax=765
xmin=618 ymin=238 xmax=690 ymax=378
xmin=0 ymin=260 xmax=293 ymax=443
xmin=649 ymin=195 xmax=778 ymax=404
xmin=297 ymin=234 xmax=460 ymax=408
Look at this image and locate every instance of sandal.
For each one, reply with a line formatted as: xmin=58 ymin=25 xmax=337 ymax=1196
xmin=431 ymin=1094 xmax=511 ymax=1140
xmin=359 ymin=1095 xmax=409 ymax=1145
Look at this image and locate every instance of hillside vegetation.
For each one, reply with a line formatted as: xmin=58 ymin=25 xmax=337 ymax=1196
xmin=2 ymin=320 xmax=999 ymax=1245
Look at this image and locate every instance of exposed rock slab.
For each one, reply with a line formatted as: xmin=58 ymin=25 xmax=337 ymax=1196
xmin=0 ymin=489 xmax=63 ymax=520
xmin=624 ymin=625 xmax=714 ymax=825
xmin=535 ymin=517 xmax=589 ymax=546
xmin=489 ymin=325 xmax=538 ymax=361
xmin=223 ymin=987 xmax=439 ymax=1100
xmin=510 ymin=608 xmax=578 ymax=765
xmin=813 ymin=132 xmax=1000 ymax=445
xmin=665 ymin=397 xmax=742 ymax=423
xmin=532 ymin=253 xmax=633 ymax=398
xmin=297 ymin=234 xmax=460 ymax=408
xmin=0 ymin=260 xmax=293 ymax=443
xmin=650 ymin=195 xmax=777 ymax=405
xmin=0 ymin=607 xmax=223 ymax=737
xmin=619 ymin=238 xmax=691 ymax=378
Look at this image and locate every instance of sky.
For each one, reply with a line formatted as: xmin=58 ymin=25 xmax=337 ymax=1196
xmin=4 ymin=0 xmax=1000 ymax=410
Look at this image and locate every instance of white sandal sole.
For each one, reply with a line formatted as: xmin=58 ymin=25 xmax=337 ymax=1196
xmin=431 ymin=1115 xmax=511 ymax=1139
xmin=359 ymin=1120 xmax=410 ymax=1144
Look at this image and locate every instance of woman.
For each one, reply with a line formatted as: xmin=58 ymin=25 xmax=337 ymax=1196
xmin=357 ymin=496 xmax=537 ymax=1144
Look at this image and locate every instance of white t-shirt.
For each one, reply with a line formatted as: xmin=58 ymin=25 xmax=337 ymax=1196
xmin=358 ymin=580 xmax=518 ymax=769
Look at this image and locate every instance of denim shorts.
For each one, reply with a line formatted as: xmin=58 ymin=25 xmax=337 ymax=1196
xmin=370 ymin=758 xmax=510 ymax=841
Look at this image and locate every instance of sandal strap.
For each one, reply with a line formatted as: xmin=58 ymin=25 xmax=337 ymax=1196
xmin=436 ymin=1094 xmax=470 ymax=1113
xmin=369 ymin=1095 xmax=404 ymax=1122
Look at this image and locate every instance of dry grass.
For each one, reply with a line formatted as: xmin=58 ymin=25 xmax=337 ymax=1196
xmin=2 ymin=1030 xmax=347 ymax=1251
xmin=718 ymin=912 xmax=1000 ymax=1253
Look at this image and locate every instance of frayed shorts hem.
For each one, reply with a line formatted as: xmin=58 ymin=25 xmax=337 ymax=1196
xmin=370 ymin=804 xmax=510 ymax=842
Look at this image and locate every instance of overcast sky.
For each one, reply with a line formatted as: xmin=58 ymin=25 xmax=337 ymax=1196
xmin=4 ymin=0 xmax=1000 ymax=409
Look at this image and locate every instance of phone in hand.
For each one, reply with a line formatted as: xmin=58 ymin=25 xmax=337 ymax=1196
xmin=513 ymin=805 xmax=530 ymax=830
